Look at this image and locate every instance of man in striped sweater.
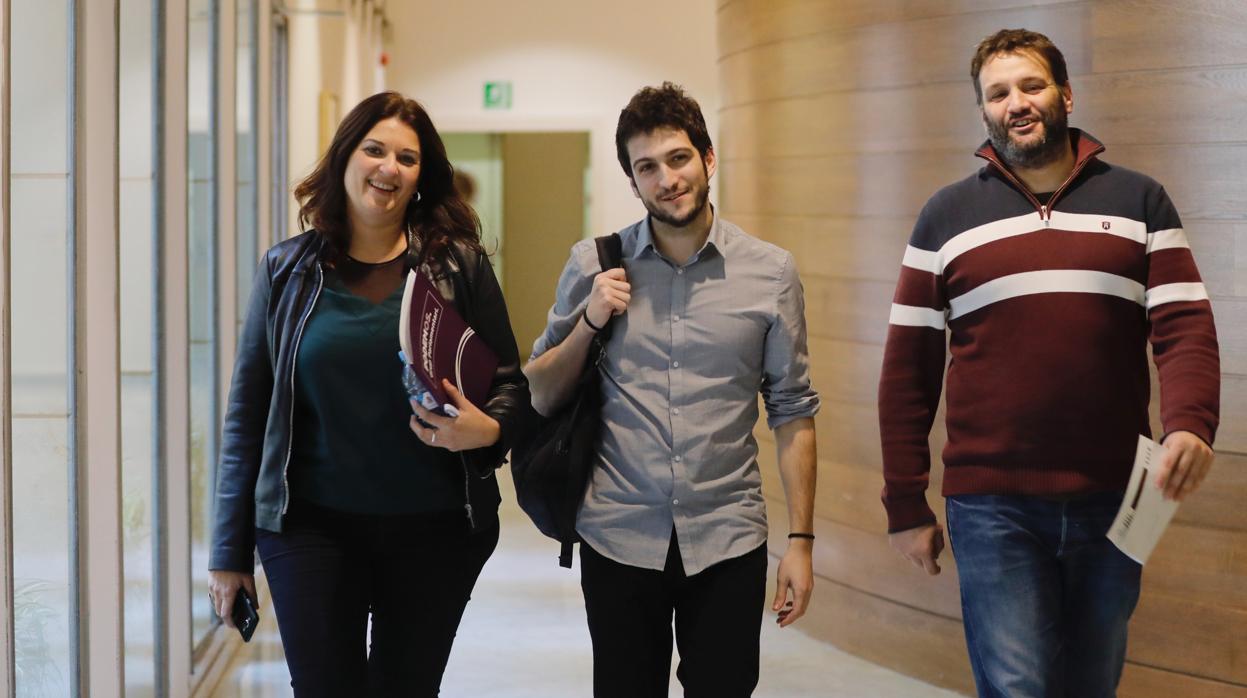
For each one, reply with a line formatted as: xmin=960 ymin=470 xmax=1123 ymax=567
xmin=878 ymin=29 xmax=1220 ymax=698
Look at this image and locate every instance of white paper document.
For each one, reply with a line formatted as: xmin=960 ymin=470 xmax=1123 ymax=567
xmin=1106 ymin=435 xmax=1180 ymax=564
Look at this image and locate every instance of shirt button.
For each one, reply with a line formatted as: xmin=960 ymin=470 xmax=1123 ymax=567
xmin=672 ymin=407 xmax=680 ymax=415
xmin=672 ymin=361 xmax=680 ymax=368
xmin=677 ymin=268 xmax=684 ymax=275
xmin=674 ymin=455 xmax=682 ymax=462
xmin=673 ymin=499 xmax=680 ymax=506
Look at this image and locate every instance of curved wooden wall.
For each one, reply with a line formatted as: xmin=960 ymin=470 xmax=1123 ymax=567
xmin=716 ymin=1 xmax=1247 ymax=695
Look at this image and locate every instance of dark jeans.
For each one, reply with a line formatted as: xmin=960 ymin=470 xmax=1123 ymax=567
xmin=946 ymin=493 xmax=1142 ymax=698
xmin=579 ymin=533 xmax=768 ymax=698
xmin=255 ymin=501 xmax=499 ymax=698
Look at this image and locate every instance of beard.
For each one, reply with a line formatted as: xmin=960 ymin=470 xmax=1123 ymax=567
xmin=642 ymin=175 xmax=711 ymax=229
xmin=985 ymin=101 xmax=1070 ymax=170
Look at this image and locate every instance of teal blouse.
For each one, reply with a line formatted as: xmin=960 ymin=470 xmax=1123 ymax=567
xmin=289 ymin=269 xmax=462 ymax=514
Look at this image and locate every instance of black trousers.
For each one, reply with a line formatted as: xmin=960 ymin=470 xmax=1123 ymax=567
xmin=255 ymin=501 xmax=498 ymax=698
xmin=579 ymin=533 xmax=769 ymax=698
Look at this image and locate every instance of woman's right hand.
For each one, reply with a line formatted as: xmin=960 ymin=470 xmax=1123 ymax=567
xmin=208 ymin=570 xmax=257 ymax=628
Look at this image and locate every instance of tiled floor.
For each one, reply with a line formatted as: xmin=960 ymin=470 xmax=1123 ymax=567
xmin=212 ymin=471 xmax=962 ymax=697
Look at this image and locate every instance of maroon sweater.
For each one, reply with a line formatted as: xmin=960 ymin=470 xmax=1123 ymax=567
xmin=878 ymin=130 xmax=1220 ymax=532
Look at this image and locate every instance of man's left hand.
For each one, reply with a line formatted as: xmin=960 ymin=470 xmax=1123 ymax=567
xmin=1156 ymin=430 xmax=1215 ymax=501
xmin=409 ymin=380 xmax=501 ymax=452
xmin=772 ymin=539 xmax=814 ymax=628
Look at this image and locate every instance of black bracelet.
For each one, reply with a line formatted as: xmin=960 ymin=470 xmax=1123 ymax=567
xmin=787 ymin=532 xmax=815 ymax=541
xmin=582 ymin=306 xmax=606 ymax=333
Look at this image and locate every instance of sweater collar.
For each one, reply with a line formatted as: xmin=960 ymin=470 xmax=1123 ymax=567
xmin=974 ymin=129 xmax=1106 ymax=216
xmin=975 ymin=128 xmax=1105 ymax=181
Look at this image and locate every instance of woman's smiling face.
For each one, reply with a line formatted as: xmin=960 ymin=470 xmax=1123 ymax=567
xmin=342 ymin=116 xmax=422 ymax=228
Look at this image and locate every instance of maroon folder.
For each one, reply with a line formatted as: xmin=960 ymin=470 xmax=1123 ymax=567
xmin=398 ymin=269 xmax=498 ymax=414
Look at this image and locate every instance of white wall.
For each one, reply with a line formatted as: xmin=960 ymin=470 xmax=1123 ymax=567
xmin=285 ymin=0 xmax=389 ymax=237
xmin=385 ymin=0 xmax=720 ymax=238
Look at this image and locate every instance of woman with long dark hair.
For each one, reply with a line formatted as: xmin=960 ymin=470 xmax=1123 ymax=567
xmin=207 ymin=91 xmax=529 ymax=696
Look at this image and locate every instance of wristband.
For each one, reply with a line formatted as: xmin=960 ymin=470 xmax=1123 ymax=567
xmin=582 ymin=306 xmax=606 ymax=333
xmin=787 ymin=532 xmax=815 ymax=541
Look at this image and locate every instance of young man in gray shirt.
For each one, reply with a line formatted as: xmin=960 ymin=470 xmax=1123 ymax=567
xmin=526 ymin=82 xmax=820 ymax=698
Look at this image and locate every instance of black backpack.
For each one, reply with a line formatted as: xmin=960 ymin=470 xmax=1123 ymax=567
xmin=511 ymin=233 xmax=622 ymax=567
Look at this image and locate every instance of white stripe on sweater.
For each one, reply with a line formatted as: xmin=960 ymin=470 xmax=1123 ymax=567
xmin=902 ymin=212 xmax=1151 ymax=276
xmin=1146 ymin=228 xmax=1190 ymax=253
xmin=889 ymin=303 xmax=947 ymax=330
xmin=1145 ymin=282 xmax=1209 ymax=309
xmin=949 ymin=270 xmax=1145 ymax=320
xmin=901 ymin=246 xmax=940 ymax=273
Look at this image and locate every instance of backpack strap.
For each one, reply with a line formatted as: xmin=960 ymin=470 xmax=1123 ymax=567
xmin=595 ymin=232 xmax=623 ymax=272
xmin=553 ymin=233 xmax=623 ymax=570
xmin=589 ymin=233 xmax=623 ymax=343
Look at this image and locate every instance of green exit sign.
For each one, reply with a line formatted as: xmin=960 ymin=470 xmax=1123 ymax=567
xmin=484 ymin=81 xmax=512 ymax=110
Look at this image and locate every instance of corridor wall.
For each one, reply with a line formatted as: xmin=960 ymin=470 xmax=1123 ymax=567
xmin=715 ymin=1 xmax=1247 ymax=695
xmin=386 ymin=0 xmax=719 ymax=239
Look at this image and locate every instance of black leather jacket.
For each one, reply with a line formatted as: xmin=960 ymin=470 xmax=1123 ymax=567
xmin=209 ymin=230 xmax=530 ymax=572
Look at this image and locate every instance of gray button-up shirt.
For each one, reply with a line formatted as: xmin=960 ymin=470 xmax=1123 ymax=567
xmin=531 ymin=215 xmax=820 ymax=575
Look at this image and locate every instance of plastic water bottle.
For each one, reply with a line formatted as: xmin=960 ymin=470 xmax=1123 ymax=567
xmin=398 ymin=351 xmax=459 ymax=417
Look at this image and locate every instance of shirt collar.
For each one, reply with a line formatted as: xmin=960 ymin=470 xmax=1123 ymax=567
xmin=631 ymin=207 xmax=725 ymax=262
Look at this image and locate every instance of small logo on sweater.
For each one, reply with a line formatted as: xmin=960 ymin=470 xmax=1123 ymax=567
xmin=1102 ymin=221 xmax=1112 ymax=230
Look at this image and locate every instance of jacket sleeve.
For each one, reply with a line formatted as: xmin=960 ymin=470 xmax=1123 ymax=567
xmin=878 ymin=203 xmax=948 ymax=533
xmin=462 ymin=250 xmax=533 ymax=477
xmin=1144 ymin=186 xmax=1220 ymax=444
xmin=209 ymin=255 xmax=275 ymax=572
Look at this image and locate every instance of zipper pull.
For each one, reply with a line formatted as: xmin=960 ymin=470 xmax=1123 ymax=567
xmin=1041 ymin=205 xmax=1050 ymax=227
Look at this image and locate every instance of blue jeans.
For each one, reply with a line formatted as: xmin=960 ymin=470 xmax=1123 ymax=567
xmin=946 ymin=493 xmax=1142 ymax=698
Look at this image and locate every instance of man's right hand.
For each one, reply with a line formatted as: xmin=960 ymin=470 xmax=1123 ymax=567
xmin=208 ymin=569 xmax=257 ymax=628
xmin=585 ymin=267 xmax=630 ymax=329
xmin=889 ymin=523 xmax=945 ymax=576
xmin=527 ymin=265 xmax=631 ymax=416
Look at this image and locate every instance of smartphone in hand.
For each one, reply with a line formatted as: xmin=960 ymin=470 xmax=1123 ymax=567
xmin=230 ymin=592 xmax=260 ymax=642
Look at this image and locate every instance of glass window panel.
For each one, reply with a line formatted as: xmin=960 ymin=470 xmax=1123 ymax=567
xmin=119 ymin=0 xmax=157 ymax=691
xmin=237 ymin=0 xmax=258 ymax=319
xmin=272 ymin=16 xmax=288 ymax=241
xmin=188 ymin=0 xmax=218 ymax=646
xmin=10 ymin=5 xmax=72 ymax=694
xmin=9 ymin=0 xmax=69 ymax=176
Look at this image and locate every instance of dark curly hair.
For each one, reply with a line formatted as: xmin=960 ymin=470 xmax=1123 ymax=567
xmin=970 ymin=29 xmax=1069 ymax=105
xmin=294 ymin=91 xmax=482 ymax=266
xmin=615 ymin=82 xmax=712 ymax=178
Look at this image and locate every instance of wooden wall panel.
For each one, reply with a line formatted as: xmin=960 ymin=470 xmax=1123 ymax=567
xmin=719 ymin=0 xmax=1247 ymax=694
xmin=1192 ymin=224 xmax=1247 ymax=297
xmin=721 ymin=144 xmax=1247 ymax=220
xmin=1168 ymin=452 xmax=1247 ymax=532
xmin=1087 ymin=0 xmax=1247 ymax=74
xmin=1217 ymin=375 xmax=1247 ymax=453
xmin=718 ymin=3 xmax=1094 ymax=106
xmin=719 ymin=0 xmax=1247 ymax=107
xmin=719 ymin=66 xmax=1247 ymax=159
xmin=718 ymin=0 xmax=1076 ymax=57
xmin=727 ymin=214 xmax=912 ymax=283
xmin=763 ymin=482 xmax=1247 ymax=695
